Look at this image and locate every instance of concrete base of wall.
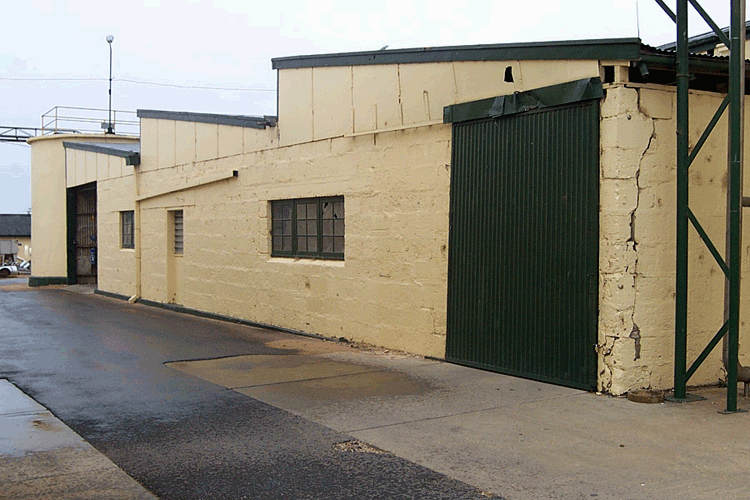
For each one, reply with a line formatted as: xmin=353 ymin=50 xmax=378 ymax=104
xmin=29 ymin=276 xmax=69 ymax=287
xmin=94 ymin=289 xmax=334 ymax=342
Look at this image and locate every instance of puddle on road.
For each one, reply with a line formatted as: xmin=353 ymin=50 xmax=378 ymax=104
xmin=167 ymin=354 xmax=435 ymax=401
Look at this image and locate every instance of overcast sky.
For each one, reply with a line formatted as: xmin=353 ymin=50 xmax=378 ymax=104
xmin=0 ymin=0 xmax=736 ymax=213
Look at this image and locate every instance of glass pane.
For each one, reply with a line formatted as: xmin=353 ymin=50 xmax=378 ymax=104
xmin=273 ymin=221 xmax=282 ymax=235
xmin=307 ymin=203 xmax=317 ymax=219
xmin=307 ymin=220 xmax=317 ymax=236
xmin=281 ymin=203 xmax=291 ymax=219
xmin=323 ymin=220 xmax=333 ymax=236
xmin=273 ymin=203 xmax=282 ymax=219
xmin=334 ymin=219 xmax=344 ymax=236
xmin=273 ymin=235 xmax=281 ymax=251
xmin=298 ymin=236 xmax=307 ymax=252
xmin=282 ymin=236 xmax=292 ymax=251
xmin=307 ymin=237 xmax=317 ymax=252
xmin=283 ymin=221 xmax=292 ymax=235
xmin=297 ymin=221 xmax=307 ymax=235
xmin=333 ymin=202 xmax=344 ymax=219
xmin=322 ymin=236 xmax=333 ymax=253
xmin=334 ymin=236 xmax=344 ymax=254
xmin=322 ymin=201 xmax=332 ymax=219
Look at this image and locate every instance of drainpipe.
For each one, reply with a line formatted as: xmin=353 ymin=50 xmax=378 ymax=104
xmin=724 ymin=193 xmax=750 ymax=397
xmin=128 ymin=162 xmax=141 ymax=304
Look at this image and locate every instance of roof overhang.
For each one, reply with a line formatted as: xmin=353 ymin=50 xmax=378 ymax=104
xmin=272 ymin=38 xmax=644 ymax=69
xmin=63 ymin=141 xmax=141 ymax=166
xmin=137 ymin=109 xmax=277 ymax=129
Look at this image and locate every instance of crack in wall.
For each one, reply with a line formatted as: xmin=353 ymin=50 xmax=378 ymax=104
xmin=599 ymin=86 xmax=657 ymax=393
xmin=626 ymin=113 xmax=655 ymax=364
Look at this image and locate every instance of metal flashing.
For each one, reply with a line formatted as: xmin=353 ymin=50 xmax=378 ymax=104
xmin=137 ymin=109 xmax=277 ymax=129
xmin=272 ymin=38 xmax=643 ymax=69
xmin=444 ymin=77 xmax=603 ymax=124
xmin=63 ymin=141 xmax=141 ymax=166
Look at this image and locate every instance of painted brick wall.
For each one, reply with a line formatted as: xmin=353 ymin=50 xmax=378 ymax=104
xmin=599 ymin=84 xmax=750 ymax=394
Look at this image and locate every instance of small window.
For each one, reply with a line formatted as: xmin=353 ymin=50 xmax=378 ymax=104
xmin=173 ymin=210 xmax=184 ymax=255
xmin=271 ymin=197 xmax=344 ymax=259
xmin=121 ymin=211 xmax=134 ymax=249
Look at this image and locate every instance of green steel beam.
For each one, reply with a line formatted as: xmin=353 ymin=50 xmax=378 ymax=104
xmin=654 ymin=0 xmax=676 ymax=22
xmin=724 ymin=0 xmax=745 ymax=414
xmin=688 ymin=0 xmax=731 ymax=48
xmin=673 ymin=0 xmax=690 ymax=401
xmin=686 ymin=321 xmax=728 ymax=381
xmin=664 ymin=0 xmax=745 ymax=411
xmin=688 ymin=95 xmax=730 ymax=168
xmin=686 ymin=208 xmax=729 ymax=277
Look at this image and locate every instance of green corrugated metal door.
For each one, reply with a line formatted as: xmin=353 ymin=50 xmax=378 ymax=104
xmin=446 ymin=99 xmax=598 ymax=390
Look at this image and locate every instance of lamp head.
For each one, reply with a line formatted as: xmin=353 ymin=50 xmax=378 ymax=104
xmin=106 ymin=35 xmax=114 ymax=44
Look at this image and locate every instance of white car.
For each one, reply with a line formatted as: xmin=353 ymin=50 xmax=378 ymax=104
xmin=0 ymin=264 xmax=18 ymax=277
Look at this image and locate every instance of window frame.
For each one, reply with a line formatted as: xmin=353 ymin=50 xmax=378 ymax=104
xmin=271 ymin=196 xmax=344 ymax=260
xmin=121 ymin=210 xmax=134 ymax=249
xmin=172 ymin=210 xmax=184 ymax=255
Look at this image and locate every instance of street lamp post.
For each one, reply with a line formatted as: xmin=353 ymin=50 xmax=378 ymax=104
xmin=106 ymin=35 xmax=114 ymax=134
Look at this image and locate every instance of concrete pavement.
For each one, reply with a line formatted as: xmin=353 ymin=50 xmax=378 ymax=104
xmin=2 ymin=278 xmax=750 ymax=499
xmin=0 ymin=379 xmax=156 ymax=500
xmin=168 ymin=337 xmax=750 ymax=500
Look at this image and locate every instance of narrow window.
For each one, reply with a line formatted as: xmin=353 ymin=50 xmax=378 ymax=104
xmin=121 ymin=211 xmax=134 ymax=249
xmin=504 ymin=66 xmax=514 ymax=83
xmin=173 ymin=210 xmax=184 ymax=255
xmin=271 ymin=197 xmax=344 ymax=259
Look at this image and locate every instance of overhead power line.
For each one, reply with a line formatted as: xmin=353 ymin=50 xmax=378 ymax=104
xmin=0 ymin=76 xmax=275 ymax=92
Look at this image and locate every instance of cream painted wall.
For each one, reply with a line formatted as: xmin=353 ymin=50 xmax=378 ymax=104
xmin=63 ymin=146 xmax=138 ymax=295
xmin=122 ymin=123 xmax=452 ymax=357
xmin=139 ymin=118 xmax=278 ymax=173
xmin=599 ymin=83 xmax=750 ymax=395
xmin=278 ymin=60 xmax=600 ymax=146
xmin=27 ymin=134 xmax=138 ymax=280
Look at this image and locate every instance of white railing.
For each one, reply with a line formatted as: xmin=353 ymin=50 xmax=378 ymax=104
xmin=41 ymin=106 xmax=139 ymax=136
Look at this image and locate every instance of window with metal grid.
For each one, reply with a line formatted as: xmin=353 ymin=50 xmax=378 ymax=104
xmin=173 ymin=210 xmax=184 ymax=255
xmin=271 ymin=197 xmax=344 ymax=259
xmin=121 ymin=211 xmax=134 ymax=249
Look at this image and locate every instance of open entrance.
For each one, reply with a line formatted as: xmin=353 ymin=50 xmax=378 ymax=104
xmin=67 ymin=183 xmax=97 ymax=285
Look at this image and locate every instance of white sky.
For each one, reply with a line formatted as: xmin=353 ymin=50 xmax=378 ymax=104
xmin=0 ymin=0 xmax=736 ymax=213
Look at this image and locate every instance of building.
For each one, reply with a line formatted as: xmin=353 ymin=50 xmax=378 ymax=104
xmin=0 ymin=213 xmax=31 ymax=262
xmin=28 ymin=36 xmax=750 ymax=396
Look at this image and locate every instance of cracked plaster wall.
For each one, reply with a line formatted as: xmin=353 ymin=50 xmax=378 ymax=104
xmin=599 ymin=84 xmax=750 ymax=395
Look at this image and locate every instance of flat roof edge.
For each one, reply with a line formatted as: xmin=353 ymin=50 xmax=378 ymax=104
xmin=63 ymin=141 xmax=141 ymax=165
xmin=137 ymin=109 xmax=278 ymax=129
xmin=272 ymin=38 xmax=643 ymax=69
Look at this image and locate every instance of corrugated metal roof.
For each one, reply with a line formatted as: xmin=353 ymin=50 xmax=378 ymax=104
xmin=658 ymin=20 xmax=750 ymax=52
xmin=0 ymin=214 xmax=31 ymax=237
xmin=271 ymin=37 xmax=739 ymax=75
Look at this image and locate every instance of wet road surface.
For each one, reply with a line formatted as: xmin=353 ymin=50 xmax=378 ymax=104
xmin=0 ymin=287 xmax=497 ymax=499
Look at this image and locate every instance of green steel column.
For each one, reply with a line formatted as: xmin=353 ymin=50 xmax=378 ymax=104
xmin=726 ymin=0 xmax=745 ymax=413
xmin=674 ymin=0 xmax=689 ymax=400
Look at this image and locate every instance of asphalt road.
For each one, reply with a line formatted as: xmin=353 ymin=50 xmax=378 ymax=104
xmin=0 ymin=286 xmax=497 ymax=499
